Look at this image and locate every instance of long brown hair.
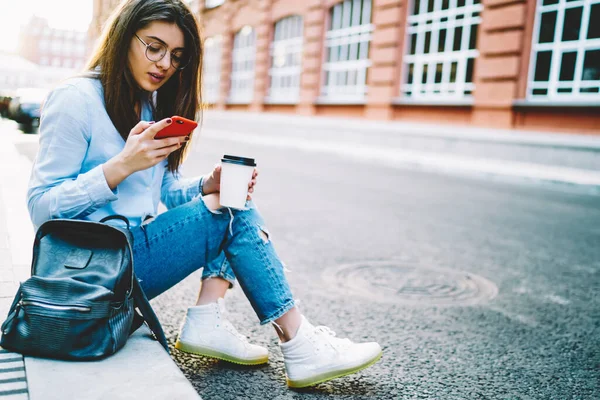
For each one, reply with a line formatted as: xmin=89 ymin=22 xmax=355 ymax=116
xmin=86 ymin=0 xmax=203 ymax=172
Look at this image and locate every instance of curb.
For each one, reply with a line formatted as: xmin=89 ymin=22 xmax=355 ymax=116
xmin=203 ymin=110 xmax=600 ymax=152
xmin=0 ymin=123 xmax=201 ymax=400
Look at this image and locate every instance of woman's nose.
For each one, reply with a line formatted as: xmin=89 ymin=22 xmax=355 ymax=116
xmin=157 ymin=52 xmax=171 ymax=70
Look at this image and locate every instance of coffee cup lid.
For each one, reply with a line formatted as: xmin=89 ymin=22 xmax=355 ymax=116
xmin=221 ymin=154 xmax=256 ymax=167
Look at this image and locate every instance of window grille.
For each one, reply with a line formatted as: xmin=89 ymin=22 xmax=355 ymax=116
xmin=403 ymin=0 xmax=482 ymax=100
xmin=203 ymin=35 xmax=222 ymax=104
xmin=268 ymin=15 xmax=304 ymax=103
xmin=322 ymin=0 xmax=373 ymax=102
xmin=229 ymin=26 xmax=256 ymax=104
xmin=527 ymin=0 xmax=600 ymax=100
xmin=205 ymin=0 xmax=224 ymax=9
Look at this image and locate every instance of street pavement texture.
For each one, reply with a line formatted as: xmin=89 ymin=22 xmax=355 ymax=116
xmin=3 ymin=114 xmax=600 ymax=399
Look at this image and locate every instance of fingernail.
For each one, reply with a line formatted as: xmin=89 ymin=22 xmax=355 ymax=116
xmin=167 ymin=118 xmax=172 ymax=124
xmin=149 ymin=121 xmax=155 ymax=124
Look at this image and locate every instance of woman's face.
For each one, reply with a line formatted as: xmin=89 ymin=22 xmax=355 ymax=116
xmin=128 ymin=21 xmax=185 ymax=92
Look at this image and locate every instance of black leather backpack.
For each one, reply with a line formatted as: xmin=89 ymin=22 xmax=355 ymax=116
xmin=0 ymin=216 xmax=168 ymax=360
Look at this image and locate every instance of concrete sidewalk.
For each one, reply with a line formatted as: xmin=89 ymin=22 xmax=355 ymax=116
xmin=201 ymin=111 xmax=600 ymax=194
xmin=0 ymin=125 xmax=200 ymax=400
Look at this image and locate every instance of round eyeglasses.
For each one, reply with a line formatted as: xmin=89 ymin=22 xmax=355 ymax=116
xmin=135 ymin=34 xmax=190 ymax=70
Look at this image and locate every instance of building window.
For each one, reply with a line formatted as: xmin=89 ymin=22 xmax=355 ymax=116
xmin=268 ymin=15 xmax=304 ymax=103
xmin=322 ymin=0 xmax=373 ymax=102
xmin=205 ymin=0 xmax=224 ymax=9
xmin=403 ymin=0 xmax=482 ymax=100
xmin=203 ymin=35 xmax=222 ymax=104
xmin=528 ymin=0 xmax=600 ymax=100
xmin=229 ymin=26 xmax=256 ymax=104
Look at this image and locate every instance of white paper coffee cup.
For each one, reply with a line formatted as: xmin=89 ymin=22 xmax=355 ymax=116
xmin=219 ymin=155 xmax=256 ymax=209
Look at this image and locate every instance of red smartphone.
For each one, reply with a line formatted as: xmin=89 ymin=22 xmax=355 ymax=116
xmin=154 ymin=116 xmax=198 ymax=139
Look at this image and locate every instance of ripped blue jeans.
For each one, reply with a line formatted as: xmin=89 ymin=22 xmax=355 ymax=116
xmin=130 ymin=196 xmax=295 ymax=325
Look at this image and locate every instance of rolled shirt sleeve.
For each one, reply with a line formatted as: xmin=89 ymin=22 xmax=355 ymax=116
xmin=27 ymin=84 xmax=118 ymax=228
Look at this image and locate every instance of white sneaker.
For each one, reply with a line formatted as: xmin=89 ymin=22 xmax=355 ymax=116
xmin=280 ymin=316 xmax=382 ymax=388
xmin=175 ymin=298 xmax=269 ymax=365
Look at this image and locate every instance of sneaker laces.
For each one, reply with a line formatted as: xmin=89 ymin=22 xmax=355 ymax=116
xmin=314 ymin=325 xmax=352 ymax=351
xmin=217 ymin=299 xmax=249 ymax=343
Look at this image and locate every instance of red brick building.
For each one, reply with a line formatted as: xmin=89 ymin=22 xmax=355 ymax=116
xmin=95 ymin=0 xmax=600 ymax=134
xmin=19 ymin=16 xmax=88 ymax=70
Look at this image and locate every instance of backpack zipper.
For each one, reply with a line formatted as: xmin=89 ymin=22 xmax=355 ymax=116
xmin=21 ymin=300 xmax=91 ymax=313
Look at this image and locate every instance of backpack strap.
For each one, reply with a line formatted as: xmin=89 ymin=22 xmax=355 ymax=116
xmin=99 ymin=215 xmax=131 ymax=229
xmin=132 ymin=275 xmax=169 ymax=353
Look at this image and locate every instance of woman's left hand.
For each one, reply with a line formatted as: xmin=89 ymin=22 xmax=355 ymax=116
xmin=202 ymin=164 xmax=259 ymax=200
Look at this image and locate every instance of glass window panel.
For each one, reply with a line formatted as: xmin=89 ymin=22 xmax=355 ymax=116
xmin=559 ymin=52 xmax=577 ymax=81
xmin=414 ymin=0 xmax=421 ymax=15
xmin=422 ymin=64 xmax=428 ymax=84
xmin=441 ymin=0 xmax=450 ymax=10
xmin=532 ymin=88 xmax=548 ymax=95
xmin=466 ymin=58 xmax=474 ymax=83
xmin=534 ymin=51 xmax=552 ymax=82
xmin=539 ymin=12 xmax=557 ymax=44
xmin=427 ymin=0 xmax=434 ymax=13
xmin=457 ymin=0 xmax=465 ymax=7
xmin=561 ymin=7 xmax=582 ymax=42
xmin=469 ymin=24 xmax=478 ymax=50
xmin=410 ymin=34 xmax=417 ymax=55
xmin=588 ymin=4 xmax=600 ymax=39
xmin=435 ymin=63 xmax=443 ymax=83
xmin=582 ymin=50 xmax=600 ymax=81
xmin=407 ymin=63 xmax=414 ymax=84
xmin=542 ymin=0 xmax=558 ymax=4
xmin=557 ymin=88 xmax=573 ymax=93
xmin=453 ymin=26 xmax=463 ymax=51
xmin=438 ymin=29 xmax=446 ymax=52
xmin=450 ymin=61 xmax=457 ymax=83
xmin=580 ymin=87 xmax=599 ymax=93
xmin=424 ymin=31 xmax=431 ymax=54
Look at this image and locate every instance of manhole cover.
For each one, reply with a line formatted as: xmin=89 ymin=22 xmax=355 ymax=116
xmin=322 ymin=261 xmax=498 ymax=306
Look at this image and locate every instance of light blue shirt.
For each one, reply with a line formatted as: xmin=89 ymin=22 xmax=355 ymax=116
xmin=27 ymin=76 xmax=201 ymax=230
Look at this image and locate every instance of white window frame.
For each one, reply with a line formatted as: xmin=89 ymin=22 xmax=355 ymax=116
xmin=321 ymin=0 xmax=374 ymax=102
xmin=203 ymin=35 xmax=222 ymax=104
xmin=402 ymin=0 xmax=482 ymax=101
xmin=229 ymin=26 xmax=256 ymax=104
xmin=268 ymin=15 xmax=304 ymax=103
xmin=527 ymin=0 xmax=600 ymax=101
xmin=205 ymin=0 xmax=224 ymax=9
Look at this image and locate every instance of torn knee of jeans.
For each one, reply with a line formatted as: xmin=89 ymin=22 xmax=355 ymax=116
xmin=258 ymin=225 xmax=270 ymax=243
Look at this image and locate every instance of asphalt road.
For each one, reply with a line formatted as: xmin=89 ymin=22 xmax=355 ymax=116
xmin=10 ymin=121 xmax=600 ymax=399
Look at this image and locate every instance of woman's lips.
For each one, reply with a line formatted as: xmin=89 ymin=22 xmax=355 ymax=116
xmin=148 ymin=72 xmax=165 ymax=83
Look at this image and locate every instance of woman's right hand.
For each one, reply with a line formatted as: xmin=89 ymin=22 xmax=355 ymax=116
xmin=103 ymin=118 xmax=188 ymax=190
xmin=118 ymin=118 xmax=187 ymax=174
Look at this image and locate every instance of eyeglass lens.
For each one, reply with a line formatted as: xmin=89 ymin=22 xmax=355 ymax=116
xmin=145 ymin=42 xmax=188 ymax=69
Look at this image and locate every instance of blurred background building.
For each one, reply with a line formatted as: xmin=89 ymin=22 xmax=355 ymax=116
xmin=0 ymin=15 xmax=88 ymax=97
xmin=19 ymin=16 xmax=87 ymax=70
xmin=91 ymin=0 xmax=600 ymax=134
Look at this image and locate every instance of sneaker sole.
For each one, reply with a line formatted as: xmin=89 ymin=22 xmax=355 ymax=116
xmin=286 ymin=350 xmax=383 ymax=388
xmin=175 ymin=340 xmax=269 ymax=365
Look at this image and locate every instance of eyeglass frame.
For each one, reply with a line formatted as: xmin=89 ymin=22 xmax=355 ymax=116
xmin=134 ymin=33 xmax=189 ymax=70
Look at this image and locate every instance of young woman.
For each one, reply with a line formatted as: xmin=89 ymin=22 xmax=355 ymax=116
xmin=27 ymin=0 xmax=381 ymax=388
